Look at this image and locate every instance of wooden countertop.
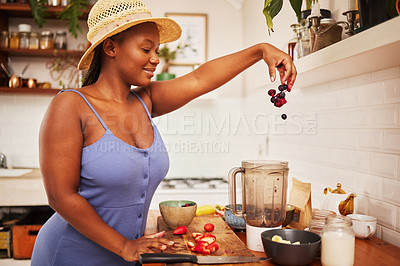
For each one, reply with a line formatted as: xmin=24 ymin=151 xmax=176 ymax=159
xmin=145 ymin=210 xmax=400 ymax=266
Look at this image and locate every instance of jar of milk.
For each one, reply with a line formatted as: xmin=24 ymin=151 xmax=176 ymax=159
xmin=321 ymin=215 xmax=355 ymax=266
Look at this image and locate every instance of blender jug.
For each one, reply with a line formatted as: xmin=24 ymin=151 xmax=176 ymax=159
xmin=228 ymin=160 xmax=289 ymax=250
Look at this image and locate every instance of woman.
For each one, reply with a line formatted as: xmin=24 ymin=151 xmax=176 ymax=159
xmin=31 ymin=0 xmax=296 ymax=265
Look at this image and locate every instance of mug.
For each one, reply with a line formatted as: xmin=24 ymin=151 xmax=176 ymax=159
xmin=347 ymin=214 xmax=377 ymax=239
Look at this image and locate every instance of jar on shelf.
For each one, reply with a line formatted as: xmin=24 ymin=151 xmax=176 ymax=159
xmin=19 ymin=32 xmax=30 ymax=49
xmin=29 ymin=32 xmax=39 ymax=49
xmin=54 ymin=31 xmax=67 ymax=50
xmin=48 ymin=0 xmax=60 ymax=6
xmin=9 ymin=32 xmax=20 ymax=49
xmin=0 ymin=31 xmax=9 ymax=49
xmin=321 ymin=215 xmax=355 ymax=266
xmin=295 ymin=25 xmax=310 ymax=59
xmin=40 ymin=31 xmax=54 ymax=49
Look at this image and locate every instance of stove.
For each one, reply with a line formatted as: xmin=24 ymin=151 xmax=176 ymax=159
xmin=150 ymin=177 xmax=232 ymax=209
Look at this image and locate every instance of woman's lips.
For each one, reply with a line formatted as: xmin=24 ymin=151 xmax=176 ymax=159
xmin=143 ymin=68 xmax=155 ymax=78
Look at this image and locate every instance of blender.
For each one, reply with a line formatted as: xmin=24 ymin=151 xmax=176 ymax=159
xmin=228 ymin=160 xmax=289 ymax=251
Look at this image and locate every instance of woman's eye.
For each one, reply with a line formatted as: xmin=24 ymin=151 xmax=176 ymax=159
xmin=142 ymin=48 xmax=150 ymax=53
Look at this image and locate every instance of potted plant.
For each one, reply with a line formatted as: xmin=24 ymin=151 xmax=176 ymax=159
xmin=29 ymin=0 xmax=91 ymax=38
xmin=156 ymin=43 xmax=188 ymax=81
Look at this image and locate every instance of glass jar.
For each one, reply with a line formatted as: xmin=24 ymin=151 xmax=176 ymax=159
xmin=321 ymin=215 xmax=355 ymax=266
xmin=54 ymin=31 xmax=67 ymax=49
xmin=48 ymin=0 xmax=60 ymax=6
xmin=40 ymin=31 xmax=54 ymax=49
xmin=19 ymin=32 xmax=30 ymax=49
xmin=0 ymin=31 xmax=9 ymax=49
xmin=9 ymin=32 xmax=19 ymax=49
xmin=29 ymin=32 xmax=39 ymax=49
xmin=295 ymin=26 xmax=310 ymax=59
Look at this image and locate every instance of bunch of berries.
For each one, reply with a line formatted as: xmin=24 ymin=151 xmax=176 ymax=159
xmin=268 ymin=84 xmax=291 ymax=108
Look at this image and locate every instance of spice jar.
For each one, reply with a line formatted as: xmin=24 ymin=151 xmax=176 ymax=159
xmin=29 ymin=32 xmax=39 ymax=49
xmin=40 ymin=31 xmax=54 ymax=49
xmin=19 ymin=32 xmax=30 ymax=49
xmin=321 ymin=215 xmax=355 ymax=266
xmin=0 ymin=31 xmax=9 ymax=49
xmin=9 ymin=32 xmax=19 ymax=49
xmin=54 ymin=30 xmax=67 ymax=49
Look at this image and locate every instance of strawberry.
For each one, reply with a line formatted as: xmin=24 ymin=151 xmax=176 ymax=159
xmin=204 ymin=223 xmax=214 ymax=232
xmin=173 ymin=225 xmax=187 ymax=235
xmin=196 ymin=233 xmax=216 ymax=244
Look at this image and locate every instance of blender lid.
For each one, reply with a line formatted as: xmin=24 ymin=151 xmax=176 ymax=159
xmin=241 ymin=160 xmax=288 ymax=170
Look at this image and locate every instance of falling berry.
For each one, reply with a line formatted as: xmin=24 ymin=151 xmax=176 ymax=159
xmin=278 ymin=84 xmax=288 ymax=91
xmin=278 ymin=91 xmax=285 ymax=98
xmin=281 ymin=114 xmax=287 ymax=120
xmin=268 ymin=89 xmax=276 ymax=96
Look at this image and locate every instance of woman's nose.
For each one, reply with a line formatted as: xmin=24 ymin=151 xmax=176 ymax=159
xmin=150 ymin=55 xmax=159 ymax=65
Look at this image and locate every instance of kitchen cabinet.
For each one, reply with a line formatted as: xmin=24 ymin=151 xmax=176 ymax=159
xmin=0 ymin=3 xmax=90 ymax=94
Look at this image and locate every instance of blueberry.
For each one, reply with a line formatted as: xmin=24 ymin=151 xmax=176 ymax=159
xmin=278 ymin=84 xmax=288 ymax=91
xmin=281 ymin=114 xmax=287 ymax=120
xmin=271 ymin=96 xmax=277 ymax=103
xmin=279 ymin=91 xmax=285 ymax=98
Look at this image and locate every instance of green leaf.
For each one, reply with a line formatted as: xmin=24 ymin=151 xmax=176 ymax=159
xmin=263 ymin=0 xmax=274 ymax=33
xmin=29 ymin=0 xmax=48 ymax=28
xmin=306 ymin=0 xmax=313 ymax=10
xmin=386 ymin=0 xmax=398 ymax=18
xmin=269 ymin=0 xmax=283 ymax=19
xmin=289 ymin=0 xmax=302 ymax=23
xmin=57 ymin=0 xmax=90 ymax=39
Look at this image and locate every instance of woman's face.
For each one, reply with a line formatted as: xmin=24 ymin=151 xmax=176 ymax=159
xmin=112 ymin=22 xmax=160 ymax=86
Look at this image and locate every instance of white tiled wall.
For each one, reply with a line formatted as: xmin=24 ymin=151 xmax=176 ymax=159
xmin=243 ymin=66 xmax=400 ymax=247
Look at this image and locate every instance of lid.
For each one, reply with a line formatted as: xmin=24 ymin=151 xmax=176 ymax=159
xmin=18 ymin=24 xmax=32 ymax=32
xmin=1 ymin=30 xmax=8 ymax=35
xmin=41 ymin=31 xmax=54 ymax=37
xmin=30 ymin=32 xmax=39 ymax=37
xmin=321 ymin=18 xmax=336 ymax=24
xmin=55 ymin=30 xmax=67 ymax=36
xmin=11 ymin=31 xmax=19 ymax=36
xmin=241 ymin=160 xmax=288 ymax=170
xmin=332 ymin=183 xmax=346 ymax=194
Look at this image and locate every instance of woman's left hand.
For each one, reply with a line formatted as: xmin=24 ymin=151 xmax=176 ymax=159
xmin=260 ymin=43 xmax=297 ymax=89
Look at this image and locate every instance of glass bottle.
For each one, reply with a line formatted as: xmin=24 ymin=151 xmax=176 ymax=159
xmin=321 ymin=215 xmax=355 ymax=266
xmin=54 ymin=31 xmax=67 ymax=49
xmin=9 ymin=32 xmax=19 ymax=49
xmin=0 ymin=31 xmax=9 ymax=49
xmin=288 ymin=24 xmax=300 ymax=59
xmin=29 ymin=32 xmax=39 ymax=49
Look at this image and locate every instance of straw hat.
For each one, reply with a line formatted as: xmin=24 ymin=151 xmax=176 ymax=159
xmin=77 ymin=0 xmax=182 ymax=70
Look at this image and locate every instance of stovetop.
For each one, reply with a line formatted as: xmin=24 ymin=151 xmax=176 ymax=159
xmin=160 ymin=177 xmax=228 ymax=190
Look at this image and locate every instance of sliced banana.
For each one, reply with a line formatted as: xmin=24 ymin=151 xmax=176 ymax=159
xmin=271 ymin=235 xmax=301 ymax=245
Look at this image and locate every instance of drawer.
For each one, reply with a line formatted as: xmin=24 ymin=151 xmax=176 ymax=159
xmin=12 ymin=225 xmax=41 ymax=259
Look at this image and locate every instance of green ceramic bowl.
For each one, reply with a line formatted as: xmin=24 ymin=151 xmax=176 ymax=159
xmin=159 ymin=200 xmax=197 ymax=229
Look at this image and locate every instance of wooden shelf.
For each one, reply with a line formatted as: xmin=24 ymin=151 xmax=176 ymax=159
xmin=0 ymin=3 xmax=90 ymax=19
xmin=0 ymin=86 xmax=60 ymax=95
xmin=0 ymin=48 xmax=84 ymax=58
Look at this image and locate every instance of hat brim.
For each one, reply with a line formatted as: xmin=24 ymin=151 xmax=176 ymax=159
xmin=77 ymin=17 xmax=181 ymax=70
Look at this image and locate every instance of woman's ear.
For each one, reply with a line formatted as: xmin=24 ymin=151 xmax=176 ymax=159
xmin=102 ymin=38 xmax=118 ymax=58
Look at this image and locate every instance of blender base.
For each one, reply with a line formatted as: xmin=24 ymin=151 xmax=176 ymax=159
xmin=246 ymin=224 xmax=282 ymax=252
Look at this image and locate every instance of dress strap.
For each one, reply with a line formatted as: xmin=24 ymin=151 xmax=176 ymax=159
xmin=59 ymin=89 xmax=109 ymax=130
xmin=131 ymin=91 xmax=154 ymax=124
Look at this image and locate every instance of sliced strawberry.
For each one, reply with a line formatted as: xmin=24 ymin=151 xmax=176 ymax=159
xmin=173 ymin=225 xmax=187 ymax=235
xmin=186 ymin=241 xmax=196 ymax=249
xmin=196 ymin=233 xmax=216 ymax=244
xmin=192 ymin=232 xmax=202 ymax=239
xmin=207 ymin=242 xmax=219 ymax=253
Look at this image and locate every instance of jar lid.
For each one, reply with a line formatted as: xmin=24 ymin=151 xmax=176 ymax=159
xmin=321 ymin=18 xmax=336 ymax=24
xmin=30 ymin=32 xmax=39 ymax=37
xmin=41 ymin=31 xmax=54 ymax=38
xmin=55 ymin=30 xmax=67 ymax=35
xmin=18 ymin=24 xmax=32 ymax=32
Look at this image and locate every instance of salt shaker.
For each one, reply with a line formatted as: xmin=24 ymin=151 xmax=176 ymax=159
xmin=321 ymin=215 xmax=355 ymax=266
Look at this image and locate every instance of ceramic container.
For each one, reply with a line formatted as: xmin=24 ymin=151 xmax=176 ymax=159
xmin=347 ymin=214 xmax=377 ymax=239
xmin=159 ymin=200 xmax=196 ymax=229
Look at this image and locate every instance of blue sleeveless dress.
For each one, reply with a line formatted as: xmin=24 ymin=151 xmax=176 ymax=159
xmin=31 ymin=89 xmax=169 ymax=265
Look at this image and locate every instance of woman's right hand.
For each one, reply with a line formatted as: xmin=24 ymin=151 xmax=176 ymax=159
xmin=120 ymin=231 xmax=174 ymax=262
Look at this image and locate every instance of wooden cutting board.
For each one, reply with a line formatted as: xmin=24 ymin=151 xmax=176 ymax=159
xmin=156 ymin=214 xmax=265 ymax=266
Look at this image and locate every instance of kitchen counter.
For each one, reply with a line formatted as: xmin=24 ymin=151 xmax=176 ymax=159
xmin=145 ymin=210 xmax=400 ymax=266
